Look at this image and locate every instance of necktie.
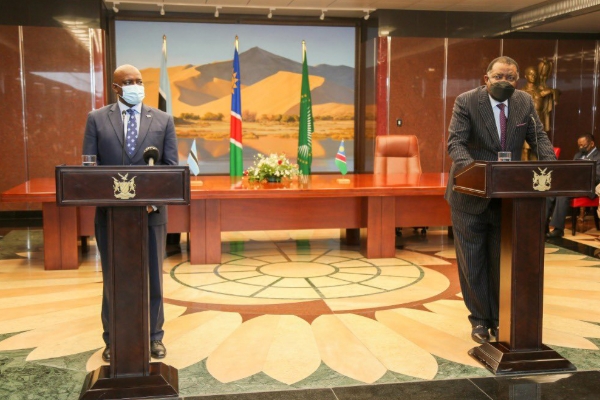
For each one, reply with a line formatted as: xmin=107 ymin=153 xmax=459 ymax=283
xmin=126 ymin=109 xmax=138 ymax=156
xmin=497 ymin=103 xmax=507 ymax=151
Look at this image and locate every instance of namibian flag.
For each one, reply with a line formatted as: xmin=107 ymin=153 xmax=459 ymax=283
xmin=335 ymin=140 xmax=347 ymax=175
xmin=230 ymin=36 xmax=243 ymax=177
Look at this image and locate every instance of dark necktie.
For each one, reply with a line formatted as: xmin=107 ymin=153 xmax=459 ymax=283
xmin=497 ymin=103 xmax=507 ymax=151
xmin=126 ymin=109 xmax=138 ymax=156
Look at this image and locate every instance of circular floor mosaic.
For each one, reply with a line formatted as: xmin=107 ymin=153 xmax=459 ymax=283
xmin=171 ymin=258 xmax=425 ymax=300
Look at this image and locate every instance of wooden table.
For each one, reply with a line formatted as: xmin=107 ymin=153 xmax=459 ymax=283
xmin=1 ymin=173 xmax=451 ymax=269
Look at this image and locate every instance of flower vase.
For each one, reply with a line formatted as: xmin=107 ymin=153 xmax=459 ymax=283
xmin=266 ymin=176 xmax=282 ymax=183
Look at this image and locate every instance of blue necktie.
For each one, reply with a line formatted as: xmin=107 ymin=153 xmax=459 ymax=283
xmin=126 ymin=109 xmax=138 ymax=156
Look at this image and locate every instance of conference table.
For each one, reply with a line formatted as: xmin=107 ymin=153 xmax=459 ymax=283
xmin=1 ymin=173 xmax=451 ymax=270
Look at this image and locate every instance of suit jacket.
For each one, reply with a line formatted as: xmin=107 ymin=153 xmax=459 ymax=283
xmin=445 ymin=86 xmax=556 ymax=214
xmin=82 ymin=102 xmax=179 ymax=226
xmin=573 ymin=147 xmax=600 ymax=184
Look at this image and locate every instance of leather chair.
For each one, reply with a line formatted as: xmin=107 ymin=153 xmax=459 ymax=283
xmin=570 ymin=197 xmax=600 ymax=235
xmin=374 ymin=135 xmax=422 ymax=175
xmin=374 ymin=135 xmax=427 ymax=236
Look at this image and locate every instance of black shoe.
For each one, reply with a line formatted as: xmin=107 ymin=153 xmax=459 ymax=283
xmin=151 ymin=340 xmax=167 ymax=359
xmin=102 ymin=346 xmax=110 ymax=362
xmin=471 ymin=325 xmax=490 ymax=344
xmin=490 ymin=326 xmax=499 ymax=339
xmin=546 ymin=229 xmax=564 ymax=238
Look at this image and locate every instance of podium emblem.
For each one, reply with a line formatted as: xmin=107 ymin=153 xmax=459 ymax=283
xmin=113 ymin=173 xmax=137 ymax=199
xmin=532 ymin=168 xmax=552 ymax=192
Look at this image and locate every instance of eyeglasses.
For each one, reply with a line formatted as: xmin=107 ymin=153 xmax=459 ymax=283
xmin=488 ymin=74 xmax=518 ymax=83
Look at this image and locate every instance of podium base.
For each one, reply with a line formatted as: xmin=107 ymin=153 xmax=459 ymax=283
xmin=79 ymin=362 xmax=178 ymax=400
xmin=469 ymin=342 xmax=576 ymax=375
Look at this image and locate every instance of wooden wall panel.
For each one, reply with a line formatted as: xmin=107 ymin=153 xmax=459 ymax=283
xmin=0 ymin=26 xmax=27 ymax=211
xmin=388 ymin=37 xmax=446 ymax=173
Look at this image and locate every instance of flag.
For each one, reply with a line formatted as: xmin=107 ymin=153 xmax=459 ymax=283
xmin=335 ymin=140 xmax=347 ymax=175
xmin=158 ymin=35 xmax=172 ymax=115
xmin=297 ymin=41 xmax=314 ymax=175
xmin=187 ymin=139 xmax=200 ymax=176
xmin=230 ymin=36 xmax=243 ymax=177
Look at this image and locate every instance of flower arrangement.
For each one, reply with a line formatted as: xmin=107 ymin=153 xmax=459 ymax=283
xmin=245 ymin=153 xmax=301 ymax=183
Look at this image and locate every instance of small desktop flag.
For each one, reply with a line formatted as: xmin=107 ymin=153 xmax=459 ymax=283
xmin=158 ymin=35 xmax=172 ymax=115
xmin=297 ymin=41 xmax=314 ymax=175
xmin=335 ymin=140 xmax=347 ymax=175
xmin=187 ymin=139 xmax=200 ymax=176
xmin=230 ymin=36 xmax=243 ymax=177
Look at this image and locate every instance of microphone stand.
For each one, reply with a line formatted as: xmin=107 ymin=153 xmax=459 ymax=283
xmin=530 ymin=114 xmax=541 ymax=161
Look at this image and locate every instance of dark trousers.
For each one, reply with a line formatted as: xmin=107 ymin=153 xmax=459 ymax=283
xmin=95 ymin=222 xmax=166 ymax=345
xmin=546 ymin=196 xmax=571 ymax=230
xmin=450 ymin=201 xmax=501 ymax=328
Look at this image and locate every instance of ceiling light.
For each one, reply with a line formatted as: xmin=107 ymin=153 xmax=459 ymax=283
xmin=320 ymin=10 xmax=326 ymax=20
xmin=160 ymin=4 xmax=165 ymax=15
xmin=364 ymin=10 xmax=370 ymax=20
xmin=215 ymin=6 xmax=221 ymax=18
xmin=268 ymin=8 xmax=274 ymax=19
xmin=112 ymin=2 xmax=119 ymax=13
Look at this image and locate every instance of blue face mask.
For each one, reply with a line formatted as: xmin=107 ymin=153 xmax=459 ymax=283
xmin=116 ymin=84 xmax=145 ymax=105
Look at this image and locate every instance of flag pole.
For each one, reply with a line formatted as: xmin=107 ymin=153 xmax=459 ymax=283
xmin=297 ymin=40 xmax=314 ymax=176
xmin=230 ymin=35 xmax=244 ymax=177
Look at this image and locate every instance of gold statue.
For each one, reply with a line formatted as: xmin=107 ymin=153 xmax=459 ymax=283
xmin=520 ymin=58 xmax=560 ymax=160
xmin=521 ymin=58 xmax=560 ymax=132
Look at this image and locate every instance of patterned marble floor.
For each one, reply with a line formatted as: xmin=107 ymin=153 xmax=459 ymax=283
xmin=1 ymin=224 xmax=600 ymax=399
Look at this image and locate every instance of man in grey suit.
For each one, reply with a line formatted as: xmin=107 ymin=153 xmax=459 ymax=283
xmin=83 ymin=64 xmax=178 ymax=362
xmin=445 ymin=56 xmax=556 ymax=344
xmin=546 ymin=133 xmax=600 ymax=238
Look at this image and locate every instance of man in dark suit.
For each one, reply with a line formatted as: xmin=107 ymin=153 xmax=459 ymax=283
xmin=82 ymin=64 xmax=178 ymax=362
xmin=546 ymin=133 xmax=600 ymax=238
xmin=445 ymin=56 xmax=556 ymax=344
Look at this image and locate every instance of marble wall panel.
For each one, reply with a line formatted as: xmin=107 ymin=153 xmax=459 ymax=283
xmin=445 ymin=38 xmax=501 ymax=172
xmin=21 ymin=26 xmax=93 ymax=179
xmin=552 ymin=40 xmax=599 ymax=160
xmin=0 ymin=26 xmax=27 ymax=211
xmin=388 ymin=37 xmax=446 ymax=173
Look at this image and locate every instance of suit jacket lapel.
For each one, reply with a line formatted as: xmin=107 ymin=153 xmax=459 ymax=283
xmin=133 ymin=104 xmax=153 ymax=158
xmin=505 ymin=94 xmax=521 ymax=150
xmin=108 ymin=103 xmax=125 ymax=147
xmin=478 ymin=87 xmax=501 ymax=150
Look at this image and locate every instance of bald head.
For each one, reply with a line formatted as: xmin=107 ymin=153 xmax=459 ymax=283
xmin=112 ymin=64 xmax=144 ymax=106
xmin=113 ymin=64 xmax=142 ymax=85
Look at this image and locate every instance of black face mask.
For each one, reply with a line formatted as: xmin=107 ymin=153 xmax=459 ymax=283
xmin=489 ymin=81 xmax=516 ymax=102
xmin=580 ymin=146 xmax=590 ymax=155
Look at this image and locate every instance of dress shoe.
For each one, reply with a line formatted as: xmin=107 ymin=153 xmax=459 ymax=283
xmin=151 ymin=340 xmax=167 ymax=359
xmin=102 ymin=346 xmax=110 ymax=362
xmin=546 ymin=228 xmax=564 ymax=238
xmin=490 ymin=326 xmax=499 ymax=339
xmin=471 ymin=325 xmax=490 ymax=344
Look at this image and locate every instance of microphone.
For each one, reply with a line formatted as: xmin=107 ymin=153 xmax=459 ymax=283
xmin=530 ymin=114 xmax=540 ymax=161
xmin=143 ymin=146 xmax=159 ymax=166
xmin=121 ymin=110 xmax=126 ymax=165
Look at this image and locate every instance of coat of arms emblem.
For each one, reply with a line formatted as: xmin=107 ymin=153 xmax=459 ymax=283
xmin=113 ymin=173 xmax=137 ymax=199
xmin=532 ymin=168 xmax=552 ymax=192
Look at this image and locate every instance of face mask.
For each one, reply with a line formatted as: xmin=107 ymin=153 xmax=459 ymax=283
xmin=116 ymin=84 xmax=145 ymax=105
xmin=488 ymin=81 xmax=515 ymax=102
xmin=580 ymin=146 xmax=590 ymax=155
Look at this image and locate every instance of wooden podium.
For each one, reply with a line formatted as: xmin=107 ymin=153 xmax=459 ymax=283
xmin=56 ymin=165 xmax=190 ymax=399
xmin=453 ymin=160 xmax=595 ymax=375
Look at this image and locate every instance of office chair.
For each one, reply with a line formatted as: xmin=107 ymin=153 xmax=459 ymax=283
xmin=373 ymin=134 xmax=427 ymax=236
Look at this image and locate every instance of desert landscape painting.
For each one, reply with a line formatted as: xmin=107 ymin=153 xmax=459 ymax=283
xmin=116 ymin=22 xmax=355 ymax=173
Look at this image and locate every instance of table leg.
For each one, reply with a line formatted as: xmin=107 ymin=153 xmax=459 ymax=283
xmin=42 ymin=203 xmax=78 ymax=270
